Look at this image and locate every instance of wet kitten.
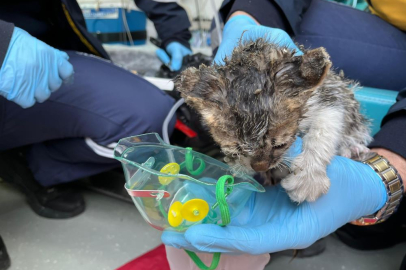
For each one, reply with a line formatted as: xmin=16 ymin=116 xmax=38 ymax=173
xmin=174 ymin=38 xmax=371 ymax=203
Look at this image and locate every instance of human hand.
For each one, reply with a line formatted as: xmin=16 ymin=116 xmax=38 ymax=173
xmin=0 ymin=27 xmax=74 ymax=108
xmin=162 ymin=138 xmax=387 ymax=255
xmin=156 ymin=42 xmax=192 ymax=71
xmin=214 ymin=14 xmax=302 ymax=65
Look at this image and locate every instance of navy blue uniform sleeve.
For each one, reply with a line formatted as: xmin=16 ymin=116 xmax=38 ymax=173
xmin=369 ymin=90 xmax=406 ymax=159
xmin=225 ymin=0 xmax=285 ymax=25
xmin=0 ymin=20 xmax=14 ymax=70
xmin=219 ymin=0 xmax=310 ymax=34
xmin=135 ymin=0 xmax=191 ymax=49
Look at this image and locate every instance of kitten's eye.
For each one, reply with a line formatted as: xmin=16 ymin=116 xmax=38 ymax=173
xmin=273 ymin=143 xmax=287 ymax=149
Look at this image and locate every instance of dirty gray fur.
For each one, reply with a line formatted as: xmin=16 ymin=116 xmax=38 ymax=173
xmin=175 ymin=38 xmax=371 ymax=203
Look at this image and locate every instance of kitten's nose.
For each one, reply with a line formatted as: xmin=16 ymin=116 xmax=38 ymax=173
xmin=250 ymin=161 xmax=270 ymax=172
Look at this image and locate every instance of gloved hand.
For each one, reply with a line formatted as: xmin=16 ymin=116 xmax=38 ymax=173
xmin=162 ymin=138 xmax=387 ymax=255
xmin=156 ymin=41 xmax=192 ymax=71
xmin=0 ymin=27 xmax=74 ymax=108
xmin=214 ymin=14 xmax=302 ymax=65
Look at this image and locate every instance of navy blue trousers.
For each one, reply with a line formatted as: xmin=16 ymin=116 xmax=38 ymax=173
xmin=293 ymin=0 xmax=406 ymax=91
xmin=0 ymin=51 xmax=176 ymax=186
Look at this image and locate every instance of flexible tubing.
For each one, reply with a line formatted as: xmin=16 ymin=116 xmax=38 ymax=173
xmin=162 ymin=98 xmax=185 ymax=144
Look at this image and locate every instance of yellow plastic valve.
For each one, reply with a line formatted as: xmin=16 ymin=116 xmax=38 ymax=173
xmin=168 ymin=201 xmax=184 ymax=227
xmin=158 ymin=163 xmax=180 ymax=185
xmin=181 ymin=199 xmax=209 ymax=223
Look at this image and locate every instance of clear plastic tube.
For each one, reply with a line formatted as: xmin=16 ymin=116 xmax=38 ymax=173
xmin=162 ymin=98 xmax=185 ymax=144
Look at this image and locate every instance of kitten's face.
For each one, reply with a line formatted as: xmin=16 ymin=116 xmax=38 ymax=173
xmin=175 ymin=39 xmax=331 ymax=173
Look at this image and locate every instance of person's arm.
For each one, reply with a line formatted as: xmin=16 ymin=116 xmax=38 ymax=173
xmin=0 ymin=20 xmax=15 ymax=70
xmin=134 ymin=0 xmax=192 ymax=71
xmin=371 ymin=147 xmax=406 ymax=194
xmin=369 ymin=89 xmax=406 ymax=191
xmin=134 ymin=0 xmax=191 ymax=50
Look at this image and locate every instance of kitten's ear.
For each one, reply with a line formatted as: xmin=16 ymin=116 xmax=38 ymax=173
xmin=275 ymin=47 xmax=331 ymax=95
xmin=174 ymin=64 xmax=227 ymax=110
xmin=298 ymin=47 xmax=331 ymax=89
xmin=174 ymin=65 xmax=228 ymax=133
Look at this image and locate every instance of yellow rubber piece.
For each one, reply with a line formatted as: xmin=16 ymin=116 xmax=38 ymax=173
xmin=181 ymin=199 xmax=209 ymax=223
xmin=168 ymin=201 xmax=184 ymax=227
xmin=158 ymin=163 xmax=180 ymax=185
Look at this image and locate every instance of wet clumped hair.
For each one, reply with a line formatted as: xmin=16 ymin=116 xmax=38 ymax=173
xmin=175 ymin=38 xmax=371 ymax=203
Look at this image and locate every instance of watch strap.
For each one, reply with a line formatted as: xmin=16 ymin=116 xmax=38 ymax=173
xmin=351 ymin=153 xmax=404 ymax=226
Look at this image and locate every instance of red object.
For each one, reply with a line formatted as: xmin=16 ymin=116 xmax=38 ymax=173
xmin=116 ymin=244 xmax=170 ymax=270
xmin=175 ymin=119 xmax=197 ymax=138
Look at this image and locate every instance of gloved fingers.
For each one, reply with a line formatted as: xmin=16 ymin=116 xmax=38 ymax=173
xmin=34 ymin=86 xmax=52 ymax=103
xmin=253 ymin=27 xmax=303 ymax=55
xmin=169 ymin=50 xmax=183 ymax=71
xmin=48 ymin=51 xmax=64 ymax=92
xmin=184 ymin=223 xmax=308 ymax=255
xmin=49 ymin=76 xmax=63 ymax=93
xmin=213 ymin=44 xmax=230 ymax=65
xmin=156 ymin=48 xmax=171 ymax=66
xmin=161 ymin=230 xmax=201 ymax=253
xmin=59 ymin=50 xmax=69 ymax=60
xmin=57 ymin=51 xmax=74 ymax=82
xmin=183 ymin=224 xmax=274 ymax=255
xmin=165 ymin=42 xmax=192 ymax=71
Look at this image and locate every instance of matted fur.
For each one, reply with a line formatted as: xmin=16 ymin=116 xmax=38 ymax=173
xmin=175 ymin=38 xmax=371 ymax=203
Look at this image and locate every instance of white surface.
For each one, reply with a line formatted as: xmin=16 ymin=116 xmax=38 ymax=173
xmin=143 ymin=77 xmax=174 ymax=91
xmin=0 ymin=183 xmax=161 ymax=270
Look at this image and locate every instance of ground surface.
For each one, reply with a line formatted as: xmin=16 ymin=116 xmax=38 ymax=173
xmin=1 ymin=182 xmax=405 ymax=270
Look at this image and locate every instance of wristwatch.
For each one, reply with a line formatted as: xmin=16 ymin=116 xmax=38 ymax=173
xmin=351 ymin=152 xmax=404 ymax=226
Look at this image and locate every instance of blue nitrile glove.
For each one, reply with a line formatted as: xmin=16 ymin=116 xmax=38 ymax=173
xmin=156 ymin=42 xmax=192 ymax=71
xmin=0 ymin=27 xmax=74 ymax=108
xmin=162 ymin=138 xmax=387 ymax=255
xmin=214 ymin=15 xmax=302 ymax=65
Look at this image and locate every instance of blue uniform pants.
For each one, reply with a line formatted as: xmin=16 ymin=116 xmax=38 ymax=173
xmin=293 ymin=0 xmax=406 ymax=91
xmin=0 ymin=51 xmax=176 ymax=186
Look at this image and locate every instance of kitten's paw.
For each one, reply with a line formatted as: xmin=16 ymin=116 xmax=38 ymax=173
xmin=281 ymin=170 xmax=330 ymax=203
xmin=351 ymin=144 xmax=370 ymax=160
